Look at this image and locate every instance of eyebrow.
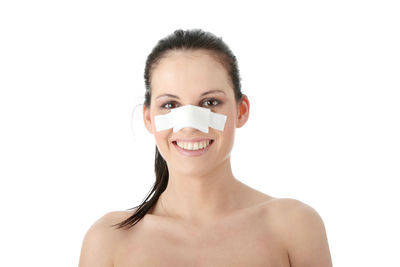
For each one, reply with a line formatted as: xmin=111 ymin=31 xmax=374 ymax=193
xmin=155 ymin=89 xmax=226 ymax=100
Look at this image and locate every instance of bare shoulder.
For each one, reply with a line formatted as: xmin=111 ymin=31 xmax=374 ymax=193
xmin=78 ymin=211 xmax=133 ymax=267
xmin=265 ymin=197 xmax=320 ymax=216
xmin=266 ymin=198 xmax=333 ymax=267
xmin=264 ymin=198 xmax=326 ymax=231
xmin=101 ymin=210 xmax=135 ymax=225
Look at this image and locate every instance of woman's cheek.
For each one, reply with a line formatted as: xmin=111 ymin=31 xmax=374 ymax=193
xmin=219 ymin=111 xmax=236 ymax=150
xmin=153 ymin=131 xmax=170 ymax=158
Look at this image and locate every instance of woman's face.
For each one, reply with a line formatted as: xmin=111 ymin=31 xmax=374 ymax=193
xmin=143 ymin=49 xmax=249 ymax=177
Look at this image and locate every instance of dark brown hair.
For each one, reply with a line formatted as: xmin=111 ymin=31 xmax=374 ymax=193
xmin=112 ymin=29 xmax=243 ymax=230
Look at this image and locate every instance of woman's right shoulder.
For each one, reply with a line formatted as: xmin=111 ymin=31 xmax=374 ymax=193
xmin=78 ymin=210 xmax=135 ymax=267
xmin=101 ymin=210 xmax=136 ymax=225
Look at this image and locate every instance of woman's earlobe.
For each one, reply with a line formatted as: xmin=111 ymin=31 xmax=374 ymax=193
xmin=236 ymin=95 xmax=250 ymax=128
xmin=143 ymin=105 xmax=153 ymax=134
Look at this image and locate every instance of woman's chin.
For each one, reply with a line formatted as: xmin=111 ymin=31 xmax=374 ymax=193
xmin=168 ymin=163 xmax=215 ymax=178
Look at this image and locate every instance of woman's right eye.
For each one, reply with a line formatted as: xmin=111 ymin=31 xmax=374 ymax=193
xmin=161 ymin=102 xmax=178 ymax=109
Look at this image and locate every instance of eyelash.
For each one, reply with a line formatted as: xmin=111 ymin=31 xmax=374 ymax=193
xmin=161 ymin=98 xmax=222 ymax=109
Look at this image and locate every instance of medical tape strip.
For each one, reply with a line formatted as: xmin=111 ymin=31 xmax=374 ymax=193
xmin=154 ymin=105 xmax=227 ymax=133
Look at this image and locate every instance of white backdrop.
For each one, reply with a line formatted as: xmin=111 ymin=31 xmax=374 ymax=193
xmin=0 ymin=0 xmax=399 ymax=266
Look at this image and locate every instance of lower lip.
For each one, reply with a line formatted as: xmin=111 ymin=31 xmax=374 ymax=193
xmin=172 ymin=140 xmax=214 ymax=157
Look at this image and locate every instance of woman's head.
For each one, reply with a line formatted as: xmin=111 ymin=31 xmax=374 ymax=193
xmin=142 ymin=30 xmax=249 ymax=176
xmin=113 ymin=29 xmax=248 ymax=230
xmin=144 ymin=29 xmax=244 ymax=107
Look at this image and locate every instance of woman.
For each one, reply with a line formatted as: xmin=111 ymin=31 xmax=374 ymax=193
xmin=79 ymin=29 xmax=332 ymax=266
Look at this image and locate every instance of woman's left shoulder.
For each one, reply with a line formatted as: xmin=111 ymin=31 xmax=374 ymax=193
xmin=264 ymin=198 xmax=333 ymax=266
xmin=264 ymin=197 xmax=326 ymax=232
xmin=266 ymin=197 xmax=322 ymax=216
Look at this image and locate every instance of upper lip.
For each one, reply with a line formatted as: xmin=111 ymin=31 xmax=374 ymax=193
xmin=172 ymin=138 xmax=214 ymax=143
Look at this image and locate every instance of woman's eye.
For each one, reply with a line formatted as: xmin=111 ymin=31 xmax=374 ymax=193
xmin=161 ymin=99 xmax=221 ymax=109
xmin=203 ymin=99 xmax=220 ymax=107
xmin=161 ymin=102 xmax=178 ymax=109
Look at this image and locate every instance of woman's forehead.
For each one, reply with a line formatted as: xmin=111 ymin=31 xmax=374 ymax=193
xmin=150 ymin=50 xmax=233 ymax=96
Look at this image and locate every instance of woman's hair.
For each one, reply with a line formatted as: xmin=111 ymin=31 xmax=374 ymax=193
xmin=112 ymin=28 xmax=243 ymax=230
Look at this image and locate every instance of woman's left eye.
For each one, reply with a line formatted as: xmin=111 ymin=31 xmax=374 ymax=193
xmin=203 ymin=99 xmax=221 ymax=107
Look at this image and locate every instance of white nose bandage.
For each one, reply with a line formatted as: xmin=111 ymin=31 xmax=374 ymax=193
xmin=154 ymin=105 xmax=227 ymax=133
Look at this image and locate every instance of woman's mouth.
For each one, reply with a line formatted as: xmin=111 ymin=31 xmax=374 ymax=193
xmin=172 ymin=139 xmax=214 ymax=157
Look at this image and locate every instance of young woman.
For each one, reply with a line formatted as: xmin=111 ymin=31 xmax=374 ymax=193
xmin=79 ymin=29 xmax=332 ymax=267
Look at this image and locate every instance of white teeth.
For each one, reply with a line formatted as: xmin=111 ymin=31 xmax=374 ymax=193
xmin=187 ymin=142 xmax=193 ymax=150
xmin=176 ymin=140 xmax=211 ymax=150
xmin=198 ymin=141 xmax=205 ymax=149
xmin=193 ymin=142 xmax=199 ymax=150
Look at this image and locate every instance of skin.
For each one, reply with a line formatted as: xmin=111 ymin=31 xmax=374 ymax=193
xmin=78 ymin=49 xmax=333 ymax=267
xmin=143 ymin=49 xmax=252 ymax=227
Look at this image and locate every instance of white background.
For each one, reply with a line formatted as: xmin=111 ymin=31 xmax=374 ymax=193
xmin=0 ymin=0 xmax=399 ymax=266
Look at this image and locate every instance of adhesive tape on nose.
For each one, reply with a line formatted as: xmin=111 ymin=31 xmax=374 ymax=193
xmin=154 ymin=105 xmax=227 ymax=133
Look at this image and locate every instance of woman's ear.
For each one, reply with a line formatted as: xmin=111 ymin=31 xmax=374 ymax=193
xmin=236 ymin=94 xmax=250 ymax=128
xmin=143 ymin=105 xmax=154 ymax=134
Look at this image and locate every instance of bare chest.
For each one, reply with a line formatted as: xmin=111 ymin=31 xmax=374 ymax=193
xmin=114 ymin=211 xmax=290 ymax=267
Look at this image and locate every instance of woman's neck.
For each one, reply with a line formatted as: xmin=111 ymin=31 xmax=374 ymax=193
xmin=156 ymin=157 xmax=243 ymax=226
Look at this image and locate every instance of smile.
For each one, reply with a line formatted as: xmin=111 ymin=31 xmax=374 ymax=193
xmin=172 ymin=139 xmax=214 ymax=156
xmin=176 ymin=140 xmax=211 ymax=150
